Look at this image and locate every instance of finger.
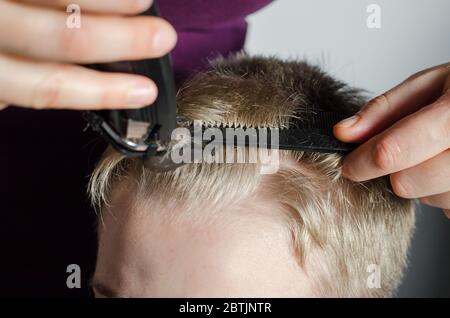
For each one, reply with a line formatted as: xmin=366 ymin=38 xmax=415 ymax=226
xmin=0 ymin=53 xmax=157 ymax=110
xmin=444 ymin=210 xmax=450 ymax=219
xmin=420 ymin=192 xmax=450 ymax=211
xmin=334 ymin=62 xmax=450 ymax=143
xmin=15 ymin=0 xmax=153 ymax=14
xmin=342 ymin=91 xmax=450 ymax=182
xmin=0 ymin=102 xmax=8 ymax=110
xmin=0 ymin=1 xmax=177 ymax=63
xmin=389 ymin=149 xmax=450 ymax=198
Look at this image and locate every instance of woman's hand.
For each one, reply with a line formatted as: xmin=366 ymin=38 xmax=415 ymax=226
xmin=334 ymin=62 xmax=450 ymax=218
xmin=0 ymin=0 xmax=177 ymax=110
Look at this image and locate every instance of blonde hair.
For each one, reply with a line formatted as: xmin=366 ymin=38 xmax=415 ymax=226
xmin=89 ymin=55 xmax=415 ymax=297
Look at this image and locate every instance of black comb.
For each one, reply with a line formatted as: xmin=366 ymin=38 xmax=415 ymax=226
xmin=185 ymin=110 xmax=357 ymax=155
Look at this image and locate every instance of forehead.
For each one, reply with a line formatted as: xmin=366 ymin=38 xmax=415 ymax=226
xmin=94 ymin=190 xmax=313 ymax=297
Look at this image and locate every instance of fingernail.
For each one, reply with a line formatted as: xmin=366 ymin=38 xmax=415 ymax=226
xmin=137 ymin=0 xmax=153 ymax=11
xmin=127 ymin=84 xmax=155 ymax=107
xmin=336 ymin=114 xmax=360 ymax=128
xmin=341 ymin=162 xmax=352 ymax=178
xmin=341 ymin=157 xmax=362 ymax=182
xmin=152 ymin=23 xmax=177 ymax=54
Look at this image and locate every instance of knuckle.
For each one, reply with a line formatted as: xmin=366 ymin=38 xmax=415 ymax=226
xmin=419 ymin=197 xmax=432 ymax=205
xmin=429 ymin=92 xmax=450 ymax=141
xmin=365 ymin=94 xmax=391 ymax=113
xmin=96 ymin=84 xmax=123 ymax=110
xmin=59 ymin=26 xmax=91 ymax=62
xmin=405 ymin=64 xmax=444 ymax=83
xmin=420 ymin=194 xmax=450 ymax=210
xmin=130 ymin=18 xmax=175 ymax=57
xmin=97 ymin=93 xmax=117 ymax=110
xmin=444 ymin=209 xmax=450 ymax=219
xmin=373 ymin=135 xmax=402 ymax=171
xmin=130 ymin=19 xmax=158 ymax=55
xmin=405 ymin=68 xmax=428 ymax=82
xmin=442 ymin=89 xmax=450 ymax=102
xmin=31 ymin=67 xmax=68 ymax=109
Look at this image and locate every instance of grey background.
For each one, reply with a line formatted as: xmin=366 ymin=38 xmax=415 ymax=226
xmin=245 ymin=0 xmax=450 ymax=297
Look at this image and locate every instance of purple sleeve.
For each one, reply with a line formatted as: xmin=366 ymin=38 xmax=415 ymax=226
xmin=158 ymin=0 xmax=273 ymax=84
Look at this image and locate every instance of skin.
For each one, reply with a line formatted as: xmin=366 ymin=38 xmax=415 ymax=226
xmin=334 ymin=62 xmax=450 ymax=218
xmin=93 ymin=182 xmax=316 ymax=298
xmin=0 ymin=0 xmax=177 ymax=109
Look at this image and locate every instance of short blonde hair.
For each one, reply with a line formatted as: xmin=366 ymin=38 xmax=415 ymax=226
xmin=89 ymin=55 xmax=415 ymax=297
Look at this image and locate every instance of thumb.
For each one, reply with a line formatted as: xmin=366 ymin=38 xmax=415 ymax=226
xmin=333 ymin=62 xmax=450 ymax=143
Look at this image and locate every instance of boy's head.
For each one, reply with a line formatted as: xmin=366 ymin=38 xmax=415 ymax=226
xmin=90 ymin=55 xmax=415 ymax=298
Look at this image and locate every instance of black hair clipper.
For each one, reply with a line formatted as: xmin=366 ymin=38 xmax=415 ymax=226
xmin=83 ymin=2 xmax=178 ymax=171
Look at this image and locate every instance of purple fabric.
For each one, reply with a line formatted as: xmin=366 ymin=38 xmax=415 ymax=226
xmin=159 ymin=0 xmax=272 ymax=29
xmin=159 ymin=0 xmax=273 ymax=84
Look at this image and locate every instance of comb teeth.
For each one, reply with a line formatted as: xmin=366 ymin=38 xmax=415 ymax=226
xmin=179 ymin=110 xmax=353 ymax=130
xmin=188 ymin=120 xmax=252 ymax=129
xmin=183 ymin=120 xmax=279 ymax=130
xmin=173 ymin=110 xmax=358 ymax=155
